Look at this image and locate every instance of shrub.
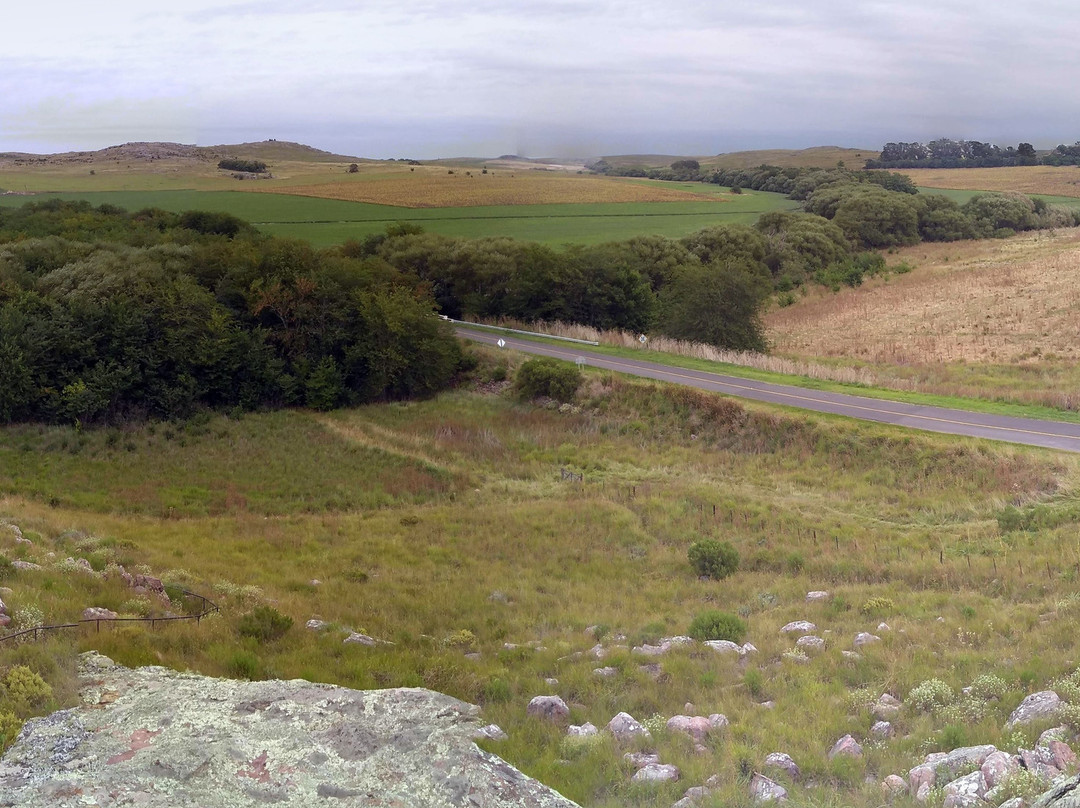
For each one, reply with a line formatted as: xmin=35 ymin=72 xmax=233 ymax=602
xmin=227 ymin=650 xmax=260 ymax=679
xmin=744 ymin=669 xmax=765 ymax=699
xmin=909 ymin=678 xmax=955 ymax=713
xmin=443 ymin=629 xmax=477 ymax=650
xmin=860 ymin=596 xmax=895 ymax=616
xmin=514 ymin=358 xmax=583 ymax=402
xmin=1 ymin=666 xmax=52 ymax=715
xmin=687 ymin=610 xmax=747 ymax=643
xmin=969 ymin=673 xmax=1007 ymax=701
xmin=237 ymin=606 xmax=293 ymax=642
xmin=481 ymin=677 xmax=512 ymax=703
xmin=0 ymin=555 xmax=13 ymax=581
xmin=688 ymin=539 xmax=739 ymax=580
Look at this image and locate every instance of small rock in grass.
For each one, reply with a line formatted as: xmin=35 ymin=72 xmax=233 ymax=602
xmin=527 ymin=695 xmax=569 ymax=723
xmin=608 ymin=712 xmax=650 ymax=742
xmin=1007 ymin=691 xmax=1062 ymax=728
xmin=12 ymin=560 xmax=41 ymax=571
xmin=639 ymin=664 xmax=663 ymax=680
xmin=871 ymin=721 xmax=893 ymax=738
xmin=764 ymin=752 xmax=800 ymax=780
xmin=544 ymin=677 xmax=559 ymax=686
xmin=632 ymin=763 xmax=679 ymax=783
xmin=874 ymin=693 xmax=902 ymax=719
xmin=567 ymin=723 xmax=597 ymax=737
xmin=757 ymin=701 xmax=776 ymax=709
xmin=806 ymin=591 xmax=829 ymax=602
xmin=750 ymin=772 xmax=788 ymax=802
xmin=0 ymin=615 xmax=10 ymax=628
xmin=667 ymin=715 xmax=714 ymax=742
xmin=981 ymin=750 xmax=1019 ymax=791
xmin=343 ymin=632 xmax=377 ymax=646
xmin=704 ymin=639 xmax=744 ymax=655
xmin=473 ymin=723 xmax=508 ymax=741
xmin=882 ymin=774 xmax=907 ymax=796
xmin=795 ymin=635 xmax=825 ymax=652
xmin=842 ymin=650 xmax=862 ymax=660
xmin=624 ymin=752 xmax=660 ymax=768
xmin=854 ymin=632 xmax=881 ymax=647
xmin=593 ymin=666 xmax=618 ymax=677
xmin=82 ymin=607 xmax=117 ymax=621
xmin=781 ymin=621 xmax=815 ymax=635
xmin=878 ymin=622 xmax=891 ymax=632
xmin=673 ymin=786 xmax=712 ymax=807
xmin=828 ymin=734 xmax=863 ymax=759
xmin=464 ymin=652 xmax=482 ymax=661
xmin=305 ymin=619 xmax=329 ymax=631
xmin=742 ymin=642 xmax=759 ymax=654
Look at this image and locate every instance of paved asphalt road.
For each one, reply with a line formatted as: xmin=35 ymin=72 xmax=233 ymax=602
xmin=457 ymin=327 xmax=1080 ymax=453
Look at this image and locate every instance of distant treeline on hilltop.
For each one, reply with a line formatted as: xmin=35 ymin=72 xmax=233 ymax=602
xmin=865 ymin=139 xmax=1080 ymax=169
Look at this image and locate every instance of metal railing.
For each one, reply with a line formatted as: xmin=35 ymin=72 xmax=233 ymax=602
xmin=0 ymin=588 xmax=220 ymax=645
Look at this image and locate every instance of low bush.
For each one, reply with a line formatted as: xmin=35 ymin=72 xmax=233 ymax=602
xmin=514 ymin=358 xmax=583 ymax=402
xmin=688 ymin=539 xmax=739 ymax=580
xmin=860 ymin=596 xmax=895 ymax=616
xmin=687 ymin=610 xmax=747 ymax=643
xmin=909 ymin=678 xmax=955 ymax=713
xmin=237 ymin=606 xmax=293 ymax=642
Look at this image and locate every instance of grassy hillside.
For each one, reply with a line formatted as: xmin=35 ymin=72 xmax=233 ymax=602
xmin=3 ymin=353 xmax=1080 ymax=806
xmin=765 ymin=229 xmax=1080 ymax=411
xmin=903 ymin=166 xmax=1080 ymax=199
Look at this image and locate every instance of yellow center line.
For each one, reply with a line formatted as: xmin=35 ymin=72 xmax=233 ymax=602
xmin=471 ymin=332 xmax=1080 ymax=445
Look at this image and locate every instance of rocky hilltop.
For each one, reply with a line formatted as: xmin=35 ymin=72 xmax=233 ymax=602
xmin=0 ymin=652 xmax=577 ymax=808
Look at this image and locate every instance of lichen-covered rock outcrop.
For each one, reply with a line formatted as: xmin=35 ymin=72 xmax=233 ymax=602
xmin=0 ymin=652 xmax=579 ymax=808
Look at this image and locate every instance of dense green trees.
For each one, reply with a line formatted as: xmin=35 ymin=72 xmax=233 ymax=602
xmin=217 ymin=158 xmax=268 ymax=173
xmin=0 ymin=202 xmax=462 ymax=424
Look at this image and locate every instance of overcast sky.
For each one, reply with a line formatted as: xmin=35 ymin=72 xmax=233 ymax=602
xmin=3 ymin=0 xmax=1079 ymax=159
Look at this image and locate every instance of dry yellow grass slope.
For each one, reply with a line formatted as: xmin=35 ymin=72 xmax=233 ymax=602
xmin=260 ymin=171 xmax=727 ymax=207
xmin=902 ymin=165 xmax=1080 ymax=198
xmin=767 ymin=230 xmax=1080 ymax=365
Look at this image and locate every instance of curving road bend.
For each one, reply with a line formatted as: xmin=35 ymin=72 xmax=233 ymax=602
xmin=457 ymin=327 xmax=1080 ymax=453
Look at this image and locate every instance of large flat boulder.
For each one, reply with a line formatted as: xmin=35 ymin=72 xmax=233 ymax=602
xmin=0 ymin=652 xmax=579 ymax=808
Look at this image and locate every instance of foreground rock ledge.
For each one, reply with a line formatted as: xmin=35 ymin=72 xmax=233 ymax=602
xmin=0 ymin=652 xmax=579 ymax=808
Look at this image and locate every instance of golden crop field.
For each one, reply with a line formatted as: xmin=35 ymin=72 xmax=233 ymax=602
xmin=901 ymin=165 xmax=1080 ymax=198
xmin=258 ymin=170 xmax=726 ymax=207
xmin=766 ymin=229 xmax=1080 ymax=365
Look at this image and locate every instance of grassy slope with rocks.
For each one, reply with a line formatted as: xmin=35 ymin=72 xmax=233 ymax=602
xmin=2 ymin=348 xmax=1080 ymax=806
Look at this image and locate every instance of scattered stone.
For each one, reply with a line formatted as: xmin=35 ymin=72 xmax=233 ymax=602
xmin=1049 ymin=740 xmax=1076 ymax=771
xmin=795 ymin=635 xmax=825 ymax=653
xmin=309 ymin=579 xmax=321 ymax=586
xmin=882 ymin=774 xmax=908 ymax=796
xmin=0 ymin=597 xmax=6 ymax=615
xmin=781 ymin=621 xmax=816 ymax=635
xmin=757 ymin=701 xmax=776 ymax=709
xmin=982 ymin=751 xmax=1020 ymax=791
xmin=588 ymin=643 xmax=607 ymax=660
xmin=624 ymin=752 xmax=661 ymax=769
xmin=131 ymin=574 xmax=163 ymax=593
xmin=806 ymin=591 xmax=830 ymax=602
xmin=81 ymin=607 xmax=117 ymax=621
xmin=764 ymin=752 xmax=800 ymax=780
xmin=828 ymin=735 xmax=863 ymax=759
xmin=942 ymin=769 xmax=987 ymax=808
xmin=871 ymin=721 xmax=894 ymax=738
xmin=1007 ymin=691 xmax=1062 ymax=728
xmin=853 ymin=632 xmax=881 ymax=647
xmin=878 ymin=622 xmax=892 ymax=632
xmin=632 ymin=763 xmax=679 ymax=783
xmin=343 ymin=633 xmax=377 ymax=646
xmin=1020 ymin=747 xmax=1061 ymax=783
xmin=305 ymin=619 xmax=329 ymax=631
xmin=742 ymin=642 xmax=759 ymax=655
xmin=937 ymin=746 xmax=999 ymax=781
xmin=1038 ymin=728 xmax=1071 ymax=747
xmin=998 ymin=799 xmax=1025 ymax=808
xmin=874 ymin=693 xmax=902 ymax=720
xmin=841 ymin=650 xmax=862 ymax=661
xmin=464 ymin=653 xmax=482 ymax=661
xmin=0 ymin=651 xmax=577 ymax=808
xmin=473 ymin=724 xmax=508 ymax=741
xmin=916 ymin=782 xmax=933 ymax=802
xmin=527 ymin=696 xmax=569 ymax=724
xmin=667 ymin=716 xmax=715 ymax=742
xmin=567 ymin=723 xmax=597 ymax=737
xmin=708 ymin=714 xmax=729 ymax=730
xmin=673 ymin=785 xmax=713 ymax=807
xmin=608 ymin=712 xmax=650 ymax=742
xmin=11 ymin=560 xmax=41 ymax=571
xmin=704 ymin=639 xmax=744 ymax=655
xmin=0 ymin=615 xmax=10 ymax=629
xmin=750 ymin=772 xmax=788 ymax=802
xmin=593 ymin=667 xmax=618 ymax=678
xmin=488 ymin=591 xmax=509 ymax=604
xmin=544 ymin=677 xmax=559 ymax=686
xmin=782 ymin=651 xmax=809 ymax=664
xmin=638 ymin=664 xmax=663 ymax=680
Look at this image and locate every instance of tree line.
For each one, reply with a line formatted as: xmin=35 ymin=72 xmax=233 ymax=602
xmin=866 ymin=138 xmax=1080 ymax=169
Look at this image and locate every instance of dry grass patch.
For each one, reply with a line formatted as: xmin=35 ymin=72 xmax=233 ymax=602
xmin=259 ymin=171 xmax=727 ymax=208
xmin=902 ymin=165 xmax=1080 ymax=198
xmin=767 ymin=230 xmax=1080 ymax=366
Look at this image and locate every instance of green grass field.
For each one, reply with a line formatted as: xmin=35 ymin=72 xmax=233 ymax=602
xmin=0 ymin=189 xmax=799 ymax=246
xmin=917 ymin=186 xmax=1080 ymax=210
xmin=4 ymin=351 xmax=1080 ymax=806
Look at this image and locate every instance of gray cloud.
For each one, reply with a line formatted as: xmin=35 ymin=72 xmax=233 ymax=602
xmin=3 ymin=1 xmax=1080 ymax=157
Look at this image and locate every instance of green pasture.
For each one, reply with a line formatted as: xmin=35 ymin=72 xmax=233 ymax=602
xmin=0 ymin=189 xmax=799 ymax=247
xmin=916 ymin=186 xmax=1080 ymax=210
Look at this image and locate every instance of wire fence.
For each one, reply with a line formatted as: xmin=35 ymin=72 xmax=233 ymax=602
xmin=0 ymin=588 xmax=220 ymax=646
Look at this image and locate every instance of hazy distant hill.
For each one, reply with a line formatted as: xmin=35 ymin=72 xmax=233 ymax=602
xmin=0 ymin=140 xmax=362 ymax=166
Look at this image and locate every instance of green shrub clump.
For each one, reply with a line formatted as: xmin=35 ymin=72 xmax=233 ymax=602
xmin=908 ymin=678 xmax=955 ymax=713
xmin=237 ymin=605 xmax=293 ymax=642
xmin=687 ymin=610 xmax=747 ymax=643
xmin=688 ymin=539 xmax=739 ymax=580
xmin=859 ymin=596 xmax=895 ymax=615
xmin=514 ymin=358 xmax=583 ymax=402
